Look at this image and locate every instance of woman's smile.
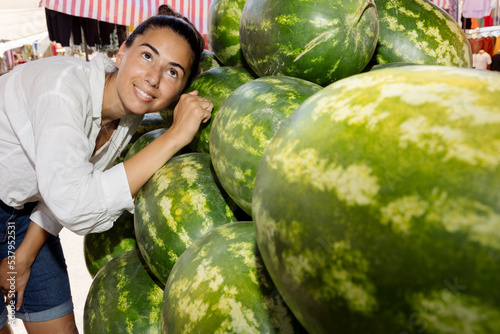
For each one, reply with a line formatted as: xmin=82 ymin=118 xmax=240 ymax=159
xmin=134 ymin=84 xmax=155 ymax=101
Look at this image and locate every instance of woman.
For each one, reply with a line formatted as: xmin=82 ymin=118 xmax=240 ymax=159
xmin=0 ymin=5 xmax=211 ymax=333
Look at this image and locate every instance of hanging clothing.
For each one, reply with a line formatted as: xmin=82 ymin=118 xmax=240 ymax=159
xmin=45 ymin=8 xmax=80 ymax=47
xmin=494 ymin=0 xmax=500 ymax=25
xmin=470 ymin=38 xmax=483 ymax=54
xmin=99 ymin=22 xmax=127 ymax=47
xmin=448 ymin=0 xmax=459 ymax=21
xmin=493 ymin=36 xmax=500 ymax=55
xmin=462 ymin=0 xmax=493 ymax=18
xmin=471 ymin=18 xmax=479 ymax=28
xmin=99 ymin=22 xmax=116 ymax=46
xmin=490 ymin=52 xmax=500 ymax=71
xmin=484 ymin=11 xmax=494 ymax=26
xmin=6 ymin=50 xmax=14 ymax=69
xmin=481 ymin=36 xmax=496 ymax=56
xmin=462 ymin=16 xmax=472 ymax=29
xmin=45 ymin=8 xmax=126 ymax=47
xmin=473 ymin=51 xmax=492 ymax=69
xmin=80 ymin=17 xmax=100 ymax=47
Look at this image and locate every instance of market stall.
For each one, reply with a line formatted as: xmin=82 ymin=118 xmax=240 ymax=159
xmin=1 ymin=0 xmax=213 ymax=72
xmin=0 ymin=0 xmax=48 ymax=73
xmin=2 ymin=0 xmax=500 ymax=332
xmin=39 ymin=0 xmax=212 ymax=54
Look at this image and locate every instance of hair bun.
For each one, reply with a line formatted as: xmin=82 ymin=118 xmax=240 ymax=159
xmin=157 ymin=4 xmax=178 ymax=17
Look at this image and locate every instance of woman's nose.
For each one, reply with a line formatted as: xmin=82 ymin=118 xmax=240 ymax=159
xmin=145 ymin=68 xmax=161 ymax=88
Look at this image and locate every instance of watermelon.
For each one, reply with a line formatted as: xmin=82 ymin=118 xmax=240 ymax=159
xmin=134 ymin=152 xmax=238 ymax=285
xmin=373 ymin=0 xmax=472 ymax=67
xmin=240 ymin=0 xmax=378 ymax=86
xmin=115 ymin=112 xmax=168 ymax=164
xmin=84 ymin=250 xmax=163 ymax=333
xmin=123 ymin=128 xmax=191 ymax=160
xmin=132 ymin=113 xmax=168 ymax=140
xmin=124 ymin=128 xmax=167 ymax=160
xmin=159 ymin=66 xmax=254 ymax=153
xmin=252 ymin=66 xmax=500 ymax=333
xmin=366 ymin=62 xmax=420 ymax=72
xmin=162 ymin=222 xmax=306 ymax=333
xmin=208 ymin=0 xmax=248 ymax=67
xmin=200 ymin=49 xmax=222 ymax=73
xmin=83 ymin=211 xmax=137 ymax=278
xmin=210 ymin=76 xmax=322 ymax=216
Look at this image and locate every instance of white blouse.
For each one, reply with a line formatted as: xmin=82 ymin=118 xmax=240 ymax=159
xmin=0 ymin=54 xmax=143 ymax=235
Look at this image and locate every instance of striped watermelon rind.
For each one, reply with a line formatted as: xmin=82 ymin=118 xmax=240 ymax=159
xmin=83 ymin=249 xmax=163 ymax=333
xmin=115 ymin=113 xmax=168 ymax=164
xmin=374 ymin=0 xmax=472 ymax=67
xmin=366 ymin=62 xmax=421 ymax=72
xmin=162 ymin=222 xmax=306 ymax=333
xmin=200 ymin=49 xmax=223 ymax=73
xmin=253 ymin=65 xmax=500 ymax=333
xmin=210 ymin=76 xmax=322 ymax=216
xmin=240 ymin=0 xmax=379 ymax=86
xmin=124 ymin=128 xmax=191 ymax=161
xmin=83 ymin=211 xmax=137 ymax=278
xmin=134 ymin=152 xmax=238 ymax=286
xmin=188 ymin=67 xmax=254 ymax=153
xmin=124 ymin=128 xmax=167 ymax=160
xmin=208 ymin=0 xmax=248 ymax=67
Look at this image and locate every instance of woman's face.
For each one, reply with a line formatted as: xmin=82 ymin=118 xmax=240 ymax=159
xmin=115 ymin=27 xmax=193 ymax=115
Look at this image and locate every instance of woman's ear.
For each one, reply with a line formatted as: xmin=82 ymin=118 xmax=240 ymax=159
xmin=115 ymin=42 xmax=127 ymax=69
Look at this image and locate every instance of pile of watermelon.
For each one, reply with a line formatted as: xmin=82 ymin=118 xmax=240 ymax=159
xmin=83 ymin=0 xmax=500 ymax=333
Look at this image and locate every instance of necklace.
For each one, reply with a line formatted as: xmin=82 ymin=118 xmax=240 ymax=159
xmin=94 ymin=119 xmax=122 ymax=156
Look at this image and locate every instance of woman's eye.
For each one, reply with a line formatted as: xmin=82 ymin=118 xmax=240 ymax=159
xmin=142 ymin=52 xmax=152 ymax=61
xmin=166 ymin=69 xmax=178 ymax=78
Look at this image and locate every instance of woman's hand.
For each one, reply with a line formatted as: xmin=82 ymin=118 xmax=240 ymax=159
xmin=0 ymin=256 xmax=16 ymax=306
xmin=0 ymin=254 xmax=31 ymax=311
xmin=0 ymin=222 xmax=48 ymax=311
xmin=169 ymin=90 xmax=214 ymax=148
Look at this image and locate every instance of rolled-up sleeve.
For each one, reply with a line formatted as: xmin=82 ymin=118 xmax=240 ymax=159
xmin=30 ymin=201 xmax=64 ymax=236
xmin=30 ymin=80 xmax=134 ymax=235
xmin=31 ymin=163 xmax=135 ymax=236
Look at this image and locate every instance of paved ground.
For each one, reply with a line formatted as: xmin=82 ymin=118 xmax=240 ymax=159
xmin=11 ymin=228 xmax=92 ymax=333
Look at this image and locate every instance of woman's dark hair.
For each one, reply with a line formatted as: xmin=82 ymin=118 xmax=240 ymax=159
xmin=125 ymin=5 xmax=205 ymax=88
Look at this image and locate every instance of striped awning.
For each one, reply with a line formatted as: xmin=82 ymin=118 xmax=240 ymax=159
xmin=39 ymin=0 xmax=212 ymax=35
xmin=430 ymin=0 xmax=450 ymax=10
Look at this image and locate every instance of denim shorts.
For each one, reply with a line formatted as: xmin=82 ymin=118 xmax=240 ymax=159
xmin=0 ymin=200 xmax=73 ymax=328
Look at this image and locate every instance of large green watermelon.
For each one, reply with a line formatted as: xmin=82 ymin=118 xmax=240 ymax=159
xmin=240 ymin=0 xmax=378 ymax=86
xmin=200 ymin=49 xmax=222 ymax=73
xmin=124 ymin=128 xmax=167 ymax=160
xmin=373 ymin=0 xmax=472 ymax=67
xmin=84 ymin=250 xmax=163 ymax=333
xmin=158 ymin=66 xmax=254 ymax=153
xmin=210 ymin=76 xmax=322 ymax=216
xmin=208 ymin=0 xmax=248 ymax=67
xmin=252 ymin=66 xmax=500 ymax=333
xmin=134 ymin=152 xmax=238 ymax=285
xmin=162 ymin=222 xmax=306 ymax=333
xmin=124 ymin=128 xmax=191 ymax=160
xmin=84 ymin=211 xmax=137 ymax=278
xmin=114 ymin=113 xmax=168 ymax=164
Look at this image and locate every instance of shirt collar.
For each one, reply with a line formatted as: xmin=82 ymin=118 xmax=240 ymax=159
xmin=89 ymin=54 xmax=118 ymax=119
